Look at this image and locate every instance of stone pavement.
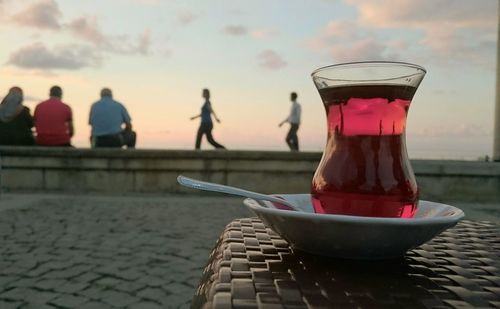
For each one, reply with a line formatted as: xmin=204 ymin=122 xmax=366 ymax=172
xmin=0 ymin=193 xmax=251 ymax=309
xmin=0 ymin=193 xmax=497 ymax=309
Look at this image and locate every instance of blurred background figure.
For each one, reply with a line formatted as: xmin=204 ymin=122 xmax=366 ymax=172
xmin=0 ymin=87 xmax=23 ymax=122
xmin=279 ymin=92 xmax=301 ymax=151
xmin=0 ymin=87 xmax=35 ymax=146
xmin=190 ymin=88 xmax=226 ymax=150
xmin=34 ymin=86 xmax=74 ymax=147
xmin=89 ymin=88 xmax=136 ymax=148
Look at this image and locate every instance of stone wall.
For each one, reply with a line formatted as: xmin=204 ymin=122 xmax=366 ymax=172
xmin=0 ymin=147 xmax=499 ymax=202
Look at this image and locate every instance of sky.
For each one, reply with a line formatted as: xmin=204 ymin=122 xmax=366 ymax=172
xmin=0 ymin=0 xmax=497 ymax=159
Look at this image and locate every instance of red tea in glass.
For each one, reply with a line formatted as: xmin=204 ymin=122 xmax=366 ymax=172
xmin=311 ymin=62 xmax=426 ymax=218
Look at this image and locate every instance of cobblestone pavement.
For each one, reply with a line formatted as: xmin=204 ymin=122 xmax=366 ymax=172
xmin=0 ymin=193 xmax=251 ymax=309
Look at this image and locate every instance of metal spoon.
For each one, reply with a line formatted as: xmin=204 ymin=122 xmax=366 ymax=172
xmin=177 ymin=175 xmax=302 ymax=212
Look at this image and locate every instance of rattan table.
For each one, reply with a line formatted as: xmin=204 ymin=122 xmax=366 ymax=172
xmin=192 ymin=218 xmax=499 ymax=309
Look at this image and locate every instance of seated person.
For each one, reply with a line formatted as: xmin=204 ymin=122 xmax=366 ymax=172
xmin=34 ymin=86 xmax=74 ymax=147
xmin=89 ymin=88 xmax=136 ymax=148
xmin=0 ymin=87 xmax=35 ymax=146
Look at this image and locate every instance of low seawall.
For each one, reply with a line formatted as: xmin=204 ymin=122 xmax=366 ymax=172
xmin=0 ymin=147 xmax=499 ymax=202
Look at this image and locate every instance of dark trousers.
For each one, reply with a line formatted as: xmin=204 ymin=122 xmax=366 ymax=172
xmin=93 ymin=131 xmax=136 ymax=148
xmin=286 ymin=123 xmax=299 ymax=151
xmin=37 ymin=143 xmax=72 ymax=147
xmin=195 ymin=122 xmax=225 ymax=149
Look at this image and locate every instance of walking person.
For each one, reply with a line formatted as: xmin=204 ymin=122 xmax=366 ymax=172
xmin=279 ymin=92 xmax=301 ymax=151
xmin=89 ymin=88 xmax=136 ymax=148
xmin=0 ymin=87 xmax=35 ymax=146
xmin=34 ymin=86 xmax=74 ymax=147
xmin=190 ymin=88 xmax=226 ymax=150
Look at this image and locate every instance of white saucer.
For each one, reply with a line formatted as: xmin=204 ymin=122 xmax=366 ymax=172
xmin=243 ymin=194 xmax=464 ymax=260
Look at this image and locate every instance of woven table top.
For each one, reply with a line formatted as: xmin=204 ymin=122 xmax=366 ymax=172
xmin=192 ymin=219 xmax=500 ymax=309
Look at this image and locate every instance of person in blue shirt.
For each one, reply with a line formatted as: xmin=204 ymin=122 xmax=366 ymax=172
xmin=190 ymin=88 xmax=226 ymax=150
xmin=89 ymin=88 xmax=136 ymax=148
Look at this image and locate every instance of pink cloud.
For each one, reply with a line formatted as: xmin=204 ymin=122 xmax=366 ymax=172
xmin=257 ymin=50 xmax=287 ymax=70
xmin=344 ymin=0 xmax=496 ymax=65
xmin=308 ymin=20 xmax=360 ymax=50
xmin=250 ymin=29 xmax=278 ymax=40
xmin=67 ymin=16 xmax=107 ymax=45
xmin=346 ymin=0 xmax=495 ymax=29
xmin=309 ymin=1 xmax=496 ymax=66
xmin=308 ymin=20 xmax=400 ymax=62
xmin=11 ymin=0 xmax=62 ymax=30
xmin=321 ymin=20 xmax=358 ymax=40
xmin=4 ymin=2 xmax=154 ymax=60
xmin=330 ymin=38 xmax=398 ymax=62
xmin=66 ymin=16 xmax=152 ymax=55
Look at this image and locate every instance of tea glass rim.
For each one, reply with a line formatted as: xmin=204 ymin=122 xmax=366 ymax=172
xmin=311 ymin=61 xmax=427 ymax=82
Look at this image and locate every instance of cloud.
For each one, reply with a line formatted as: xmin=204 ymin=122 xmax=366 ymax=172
xmin=344 ymin=0 xmax=497 ymax=66
xmin=135 ymin=30 xmax=152 ymax=55
xmin=223 ymin=25 xmax=247 ymax=36
xmin=330 ymin=38 xmax=398 ymax=62
xmin=66 ymin=16 xmax=107 ymax=45
xmin=257 ymin=50 xmax=287 ymax=70
xmin=224 ymin=25 xmax=279 ymax=40
xmin=11 ymin=0 xmax=62 ymax=30
xmin=308 ymin=20 xmax=360 ymax=50
xmin=346 ymin=0 xmax=495 ymax=29
xmin=315 ymin=20 xmax=360 ymax=43
xmin=4 ymin=10 xmax=152 ymax=72
xmin=308 ymin=20 xmax=400 ymax=62
xmin=66 ymin=16 xmax=152 ymax=55
xmin=250 ymin=29 xmax=278 ymax=40
xmin=177 ymin=11 xmax=197 ymax=25
xmin=6 ymin=42 xmax=101 ymax=70
xmin=3 ymin=2 xmax=154 ymax=61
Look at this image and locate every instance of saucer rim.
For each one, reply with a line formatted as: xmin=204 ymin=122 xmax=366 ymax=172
xmin=243 ymin=195 xmax=464 ymax=226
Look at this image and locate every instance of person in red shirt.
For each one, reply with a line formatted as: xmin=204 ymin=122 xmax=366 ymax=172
xmin=34 ymin=86 xmax=74 ymax=146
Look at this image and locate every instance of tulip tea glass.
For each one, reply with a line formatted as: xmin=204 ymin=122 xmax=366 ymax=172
xmin=311 ymin=62 xmax=426 ymax=218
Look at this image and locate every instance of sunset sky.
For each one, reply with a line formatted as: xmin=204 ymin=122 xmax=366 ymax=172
xmin=0 ymin=0 xmax=497 ymax=159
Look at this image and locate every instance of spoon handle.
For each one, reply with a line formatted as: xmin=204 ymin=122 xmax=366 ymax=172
xmin=177 ymin=175 xmax=300 ymax=211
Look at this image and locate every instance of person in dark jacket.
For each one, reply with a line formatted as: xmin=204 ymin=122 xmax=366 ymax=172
xmin=0 ymin=87 xmax=35 ymax=146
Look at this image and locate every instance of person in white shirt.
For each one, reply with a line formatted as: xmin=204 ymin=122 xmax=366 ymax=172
xmin=279 ymin=92 xmax=301 ymax=151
